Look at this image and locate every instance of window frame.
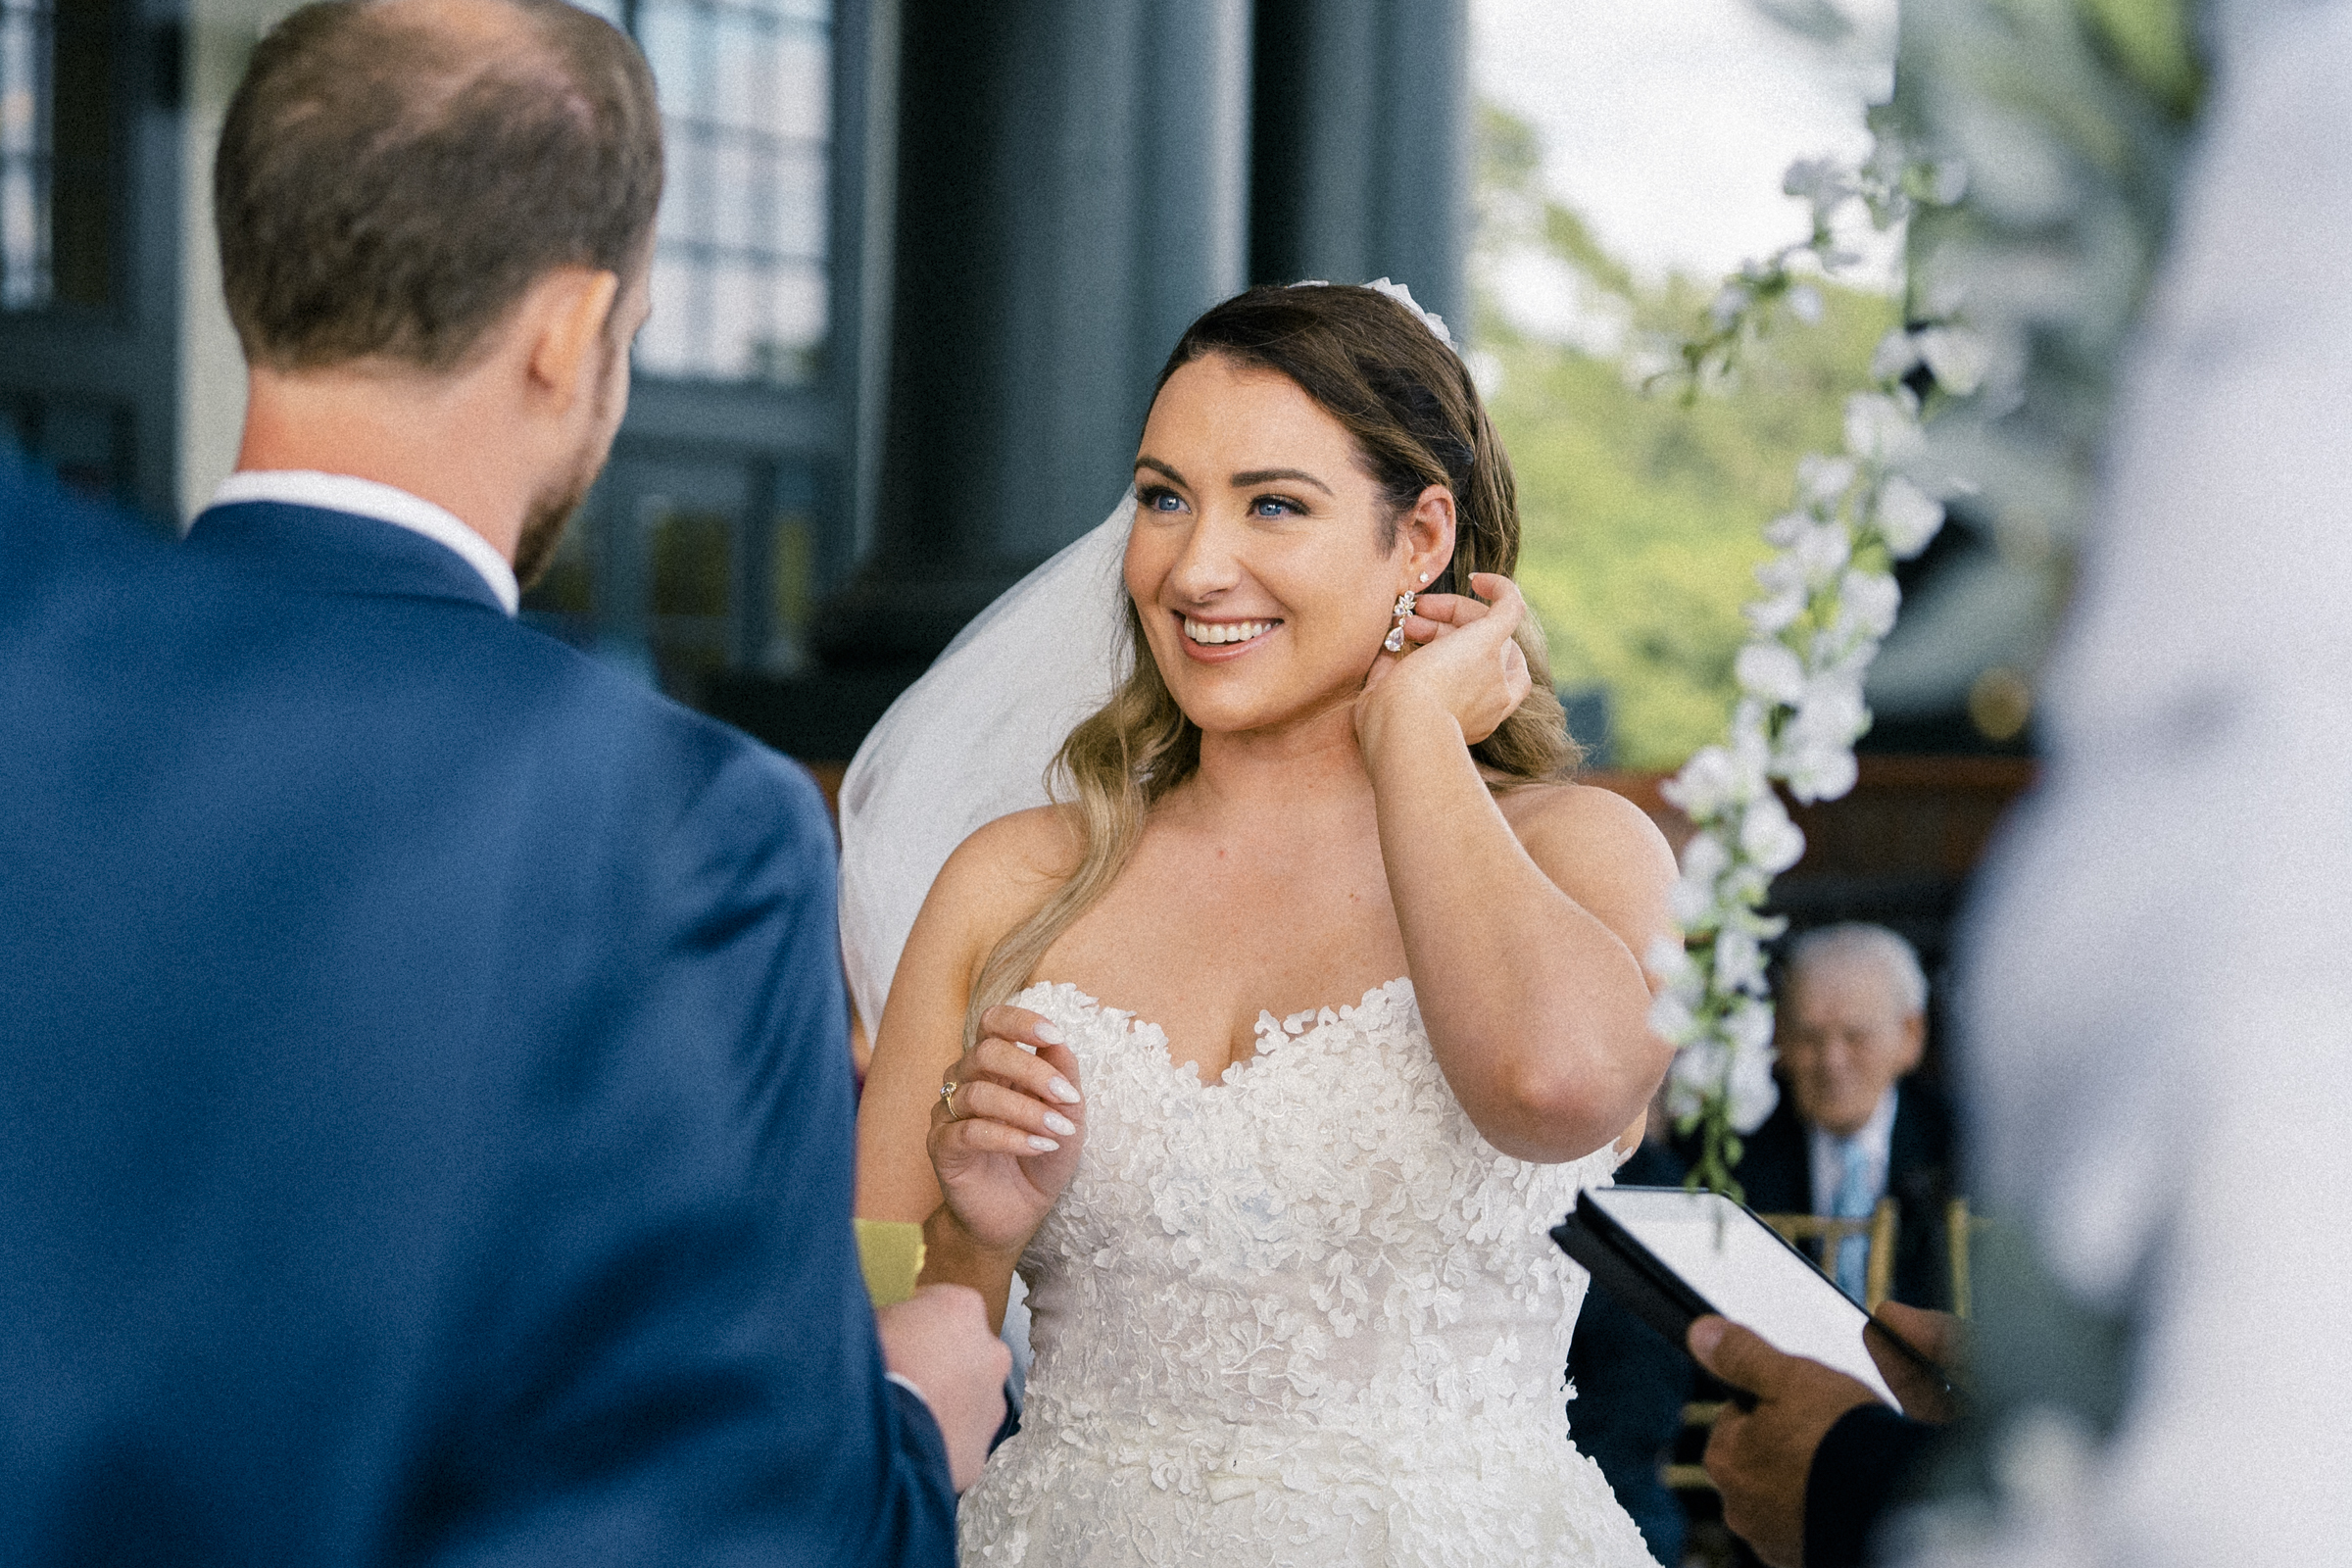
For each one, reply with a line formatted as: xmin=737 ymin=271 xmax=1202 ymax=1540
xmin=0 ymin=0 xmax=181 ymax=519
xmin=519 ymin=0 xmax=887 ymax=696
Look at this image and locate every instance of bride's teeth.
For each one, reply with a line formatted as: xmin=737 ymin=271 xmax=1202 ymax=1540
xmin=1185 ymin=618 xmax=1271 ymax=645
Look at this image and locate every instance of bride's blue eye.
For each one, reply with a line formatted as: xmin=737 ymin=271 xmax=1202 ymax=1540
xmin=1251 ymin=495 xmax=1304 ymax=518
xmin=1140 ymin=487 xmax=1186 ymax=514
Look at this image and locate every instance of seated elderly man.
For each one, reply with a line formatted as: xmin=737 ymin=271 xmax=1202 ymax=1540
xmin=1735 ymin=922 xmax=1955 ymax=1308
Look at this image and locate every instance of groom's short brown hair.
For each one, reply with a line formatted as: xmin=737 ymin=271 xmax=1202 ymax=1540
xmin=216 ymin=0 xmax=662 ymax=373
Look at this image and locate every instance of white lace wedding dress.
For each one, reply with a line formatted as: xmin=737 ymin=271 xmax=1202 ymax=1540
xmin=957 ymin=976 xmax=1656 ymax=1567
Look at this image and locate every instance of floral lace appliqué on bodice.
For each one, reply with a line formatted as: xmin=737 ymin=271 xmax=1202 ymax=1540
xmin=957 ymin=978 xmax=1654 ymax=1568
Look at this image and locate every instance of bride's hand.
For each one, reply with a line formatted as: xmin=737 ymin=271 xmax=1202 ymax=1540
xmin=928 ymin=1005 xmax=1087 ymax=1254
xmin=1356 ymin=571 xmax=1533 ymax=747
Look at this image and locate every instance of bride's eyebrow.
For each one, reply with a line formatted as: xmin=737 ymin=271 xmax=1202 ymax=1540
xmin=1136 ymin=456 xmax=1187 ymax=486
xmin=1230 ymin=466 xmax=1333 ymax=496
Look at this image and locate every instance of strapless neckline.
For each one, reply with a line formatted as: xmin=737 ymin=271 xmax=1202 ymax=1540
xmin=1024 ymin=976 xmax=1412 ymax=1092
xmin=964 ymin=974 xmax=1655 ymax=1566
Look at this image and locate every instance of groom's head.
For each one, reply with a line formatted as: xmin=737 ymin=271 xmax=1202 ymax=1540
xmin=215 ymin=0 xmax=662 ymax=580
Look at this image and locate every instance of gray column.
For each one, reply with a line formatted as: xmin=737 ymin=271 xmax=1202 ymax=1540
xmin=1250 ymin=0 xmax=1469 ymax=330
xmin=820 ymin=0 xmax=1250 ymax=663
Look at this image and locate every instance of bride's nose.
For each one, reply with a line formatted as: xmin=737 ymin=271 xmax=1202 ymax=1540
xmin=1163 ymin=510 xmax=1247 ymax=603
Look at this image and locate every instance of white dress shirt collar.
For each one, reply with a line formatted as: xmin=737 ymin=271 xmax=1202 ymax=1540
xmin=1807 ymin=1085 xmax=1900 ymax=1218
xmin=210 ymin=470 xmax=519 ymax=616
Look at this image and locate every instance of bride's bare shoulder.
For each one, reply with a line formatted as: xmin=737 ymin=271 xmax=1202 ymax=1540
xmin=1496 ymin=780 xmax=1678 ymax=887
xmin=945 ymin=803 xmax=1083 ymax=880
xmin=919 ymin=804 xmax=1085 ymax=948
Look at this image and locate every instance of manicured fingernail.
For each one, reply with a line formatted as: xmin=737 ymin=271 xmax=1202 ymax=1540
xmin=1034 ymin=1021 xmax=1066 ymax=1045
xmin=1048 ymin=1076 xmax=1081 ymax=1104
xmin=1044 ymin=1111 xmax=1077 ymax=1137
xmin=1688 ymin=1317 xmax=1724 ymax=1358
xmin=1026 ymin=1135 xmax=1060 ymax=1152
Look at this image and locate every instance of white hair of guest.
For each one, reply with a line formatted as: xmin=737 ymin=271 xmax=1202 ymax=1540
xmin=1784 ymin=921 xmax=1928 ymax=1017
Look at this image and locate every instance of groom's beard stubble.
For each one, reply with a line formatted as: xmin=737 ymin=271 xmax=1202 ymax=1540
xmin=514 ymin=460 xmax=593 ymax=591
xmin=514 ymin=350 xmax=622 ymax=591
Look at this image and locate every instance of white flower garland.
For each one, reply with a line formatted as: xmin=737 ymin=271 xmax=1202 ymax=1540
xmin=1645 ymin=141 xmax=1976 ymax=1197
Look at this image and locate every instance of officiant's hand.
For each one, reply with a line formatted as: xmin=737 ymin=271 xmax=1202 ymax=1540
xmin=1689 ymin=1315 xmax=1878 ymax=1568
xmin=1690 ymin=1306 xmax=1958 ymax=1568
xmin=1356 ymin=571 xmax=1532 ymax=749
xmin=929 ymin=1004 xmax=1087 ymax=1255
xmin=1867 ymin=1300 xmax=1966 ymax=1420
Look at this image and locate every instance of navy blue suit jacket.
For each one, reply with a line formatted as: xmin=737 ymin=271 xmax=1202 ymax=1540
xmin=0 ymin=460 xmax=954 ymax=1565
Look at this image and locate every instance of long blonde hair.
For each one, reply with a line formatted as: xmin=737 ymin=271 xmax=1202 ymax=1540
xmin=963 ymin=283 xmax=1579 ymax=1043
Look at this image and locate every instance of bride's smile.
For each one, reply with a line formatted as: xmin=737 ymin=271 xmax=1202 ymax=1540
xmin=1128 ymin=352 xmax=1435 ymax=736
xmin=1178 ymin=615 xmax=1277 ymax=653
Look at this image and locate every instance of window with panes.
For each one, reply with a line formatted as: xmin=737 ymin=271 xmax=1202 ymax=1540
xmin=526 ymin=0 xmax=841 ymax=699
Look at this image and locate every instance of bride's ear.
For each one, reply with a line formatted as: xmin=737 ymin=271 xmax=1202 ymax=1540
xmin=1398 ymin=483 xmax=1456 ymax=590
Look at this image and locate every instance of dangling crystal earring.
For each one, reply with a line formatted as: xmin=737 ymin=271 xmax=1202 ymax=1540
xmin=1383 ymin=590 xmax=1418 ymax=653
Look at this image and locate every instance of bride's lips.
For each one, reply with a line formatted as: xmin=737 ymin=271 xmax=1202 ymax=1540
xmin=1175 ymin=612 xmax=1280 ymax=662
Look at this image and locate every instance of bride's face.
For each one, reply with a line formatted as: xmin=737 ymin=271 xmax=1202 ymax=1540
xmin=1127 ymin=353 xmax=1448 ymax=738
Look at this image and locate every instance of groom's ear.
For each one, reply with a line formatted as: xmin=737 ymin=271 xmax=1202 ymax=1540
xmin=1399 ymin=482 xmax=1456 ymax=586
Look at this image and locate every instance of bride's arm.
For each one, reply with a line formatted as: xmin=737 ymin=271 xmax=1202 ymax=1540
xmin=856 ymin=808 xmax=1084 ymax=1331
xmin=1357 ymin=574 xmax=1678 ymax=1164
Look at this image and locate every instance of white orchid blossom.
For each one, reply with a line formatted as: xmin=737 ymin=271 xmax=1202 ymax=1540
xmin=1644 ymin=934 xmax=1698 ymax=993
xmin=1726 ymin=1028 xmax=1782 ymax=1131
xmin=1843 ymin=390 xmax=1922 ymax=464
xmin=1745 ymin=585 xmax=1810 ymax=636
xmin=1838 ymin=568 xmax=1902 ymax=639
xmin=1791 ymin=518 xmax=1854 ymax=586
xmin=1650 ymin=141 xmax=1965 ymax=1198
xmin=1713 ymin=926 xmax=1768 ymax=995
xmin=1738 ymin=793 xmax=1808 ymax=874
xmin=1665 ymin=1041 xmax=1728 ymax=1121
xmin=1913 ymin=324 xmax=1989 ymax=397
xmin=1797 ymin=454 xmax=1858 ymax=506
xmin=1735 ymin=642 xmax=1808 ymax=706
xmin=1667 ymin=829 xmax=1734 ymax=928
xmin=1793 ymin=672 xmax=1869 ymax=744
xmin=1872 ymin=327 xmax=1924 ymax=382
xmin=1659 ymin=741 xmax=1767 ymax=823
xmin=1648 ymin=991 xmax=1700 ymax=1054
xmin=1777 ymin=740 xmax=1860 ymax=806
xmin=1875 ymin=474 xmax=1947 ymax=559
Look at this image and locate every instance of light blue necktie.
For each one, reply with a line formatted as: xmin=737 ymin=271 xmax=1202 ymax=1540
xmin=1831 ymin=1138 xmax=1874 ymax=1302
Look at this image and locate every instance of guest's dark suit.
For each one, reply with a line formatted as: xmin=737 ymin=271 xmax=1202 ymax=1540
xmin=0 ymin=461 xmax=954 ymax=1564
xmin=1730 ymin=1080 xmax=1957 ymax=1311
xmin=1567 ymin=1141 xmax=1693 ymax=1566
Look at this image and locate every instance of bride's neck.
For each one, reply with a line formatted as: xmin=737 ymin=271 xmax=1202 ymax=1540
xmin=1186 ymin=703 xmax=1372 ymax=821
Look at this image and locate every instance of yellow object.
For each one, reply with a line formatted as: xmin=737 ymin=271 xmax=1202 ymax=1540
xmin=855 ymin=1219 xmax=927 ymax=1307
xmin=1754 ymin=1200 xmax=1900 ymax=1313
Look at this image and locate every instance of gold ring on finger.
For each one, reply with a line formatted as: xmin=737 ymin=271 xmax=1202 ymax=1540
xmin=938 ymin=1080 xmax=960 ymax=1117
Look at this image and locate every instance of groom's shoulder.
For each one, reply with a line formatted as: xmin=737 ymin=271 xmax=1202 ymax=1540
xmin=321 ymin=611 xmax=832 ymax=883
xmin=535 ymin=647 xmax=831 ymax=851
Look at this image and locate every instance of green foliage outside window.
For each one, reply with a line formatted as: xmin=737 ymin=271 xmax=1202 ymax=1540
xmin=1472 ymin=105 xmax=1899 ymax=771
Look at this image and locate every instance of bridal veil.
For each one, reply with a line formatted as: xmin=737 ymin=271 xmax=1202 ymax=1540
xmin=838 ymin=494 xmax=1137 ymax=1037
